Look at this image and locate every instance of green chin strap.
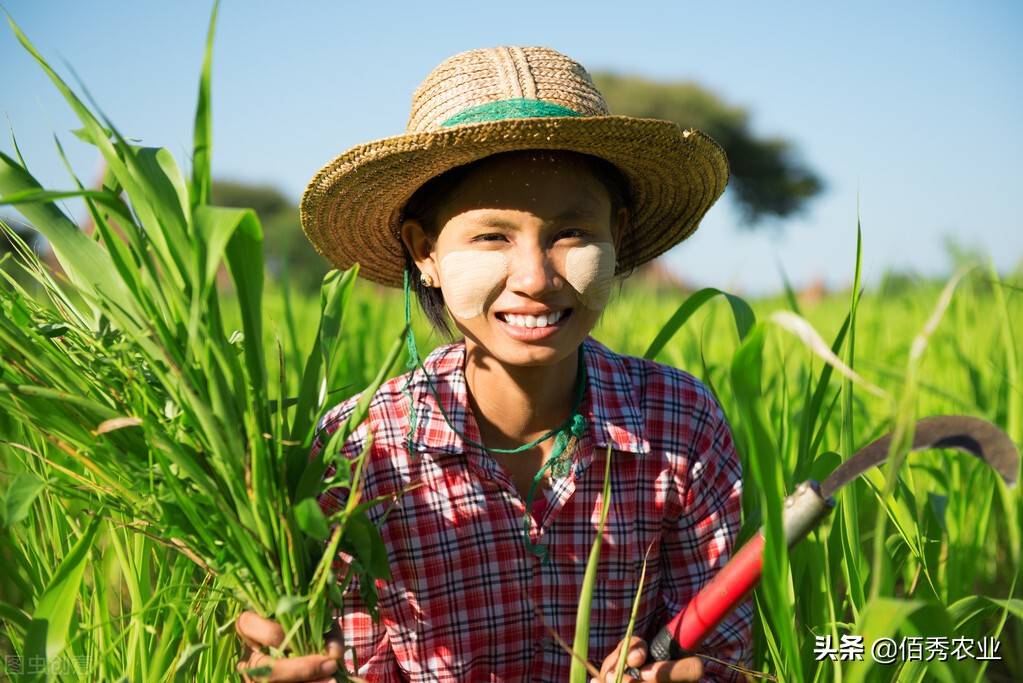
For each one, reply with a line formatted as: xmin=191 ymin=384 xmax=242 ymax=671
xmin=401 ymin=267 xmax=588 ymax=563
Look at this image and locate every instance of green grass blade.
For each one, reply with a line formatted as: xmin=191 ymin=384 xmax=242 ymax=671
xmin=3 ymin=471 xmax=46 ymax=526
xmin=23 ymin=514 xmax=102 ymax=671
xmin=213 ymin=206 xmax=269 ymax=426
xmin=569 ymin=444 xmax=613 ymax=683
xmin=294 ymin=324 xmax=407 ymax=502
xmin=843 ymin=599 xmax=961 ymax=683
xmin=0 ymin=152 xmax=136 ymax=320
xmin=839 ymin=217 xmax=866 ymax=619
xmin=730 ymin=323 xmax=802 ymax=680
xmin=287 ymin=267 xmax=359 ymax=492
xmin=190 ymin=0 xmax=219 ymax=210
xmin=643 ymin=287 xmax=754 ymax=360
xmin=612 ymin=542 xmax=653 ymax=683
xmin=776 ymin=258 xmax=804 ymax=317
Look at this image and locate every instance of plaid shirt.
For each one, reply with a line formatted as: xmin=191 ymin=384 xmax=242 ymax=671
xmin=314 ymin=336 xmax=752 ymax=682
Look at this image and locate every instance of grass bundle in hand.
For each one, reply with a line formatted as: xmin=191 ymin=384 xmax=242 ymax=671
xmin=0 ymin=7 xmax=402 ymax=677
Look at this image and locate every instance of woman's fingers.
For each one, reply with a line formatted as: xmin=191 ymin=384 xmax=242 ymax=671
xmin=235 ymin=612 xmax=346 ymax=682
xmin=237 ymin=650 xmax=273 ymax=682
xmin=324 ymin=638 xmax=344 ymax=660
xmin=594 ymin=636 xmax=646 ymax=682
xmin=236 ymin=611 xmax=286 ymax=650
xmin=635 ymin=656 xmax=703 ymax=682
xmin=236 ymin=650 xmax=340 ymax=682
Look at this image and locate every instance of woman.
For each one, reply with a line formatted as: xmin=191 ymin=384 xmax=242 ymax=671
xmin=237 ymin=46 xmax=751 ymax=682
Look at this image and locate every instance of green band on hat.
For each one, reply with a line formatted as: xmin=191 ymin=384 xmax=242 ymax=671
xmin=440 ymin=98 xmax=583 ymax=127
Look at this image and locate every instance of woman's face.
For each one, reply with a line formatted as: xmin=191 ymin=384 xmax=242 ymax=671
xmin=402 ymin=152 xmax=626 ymax=368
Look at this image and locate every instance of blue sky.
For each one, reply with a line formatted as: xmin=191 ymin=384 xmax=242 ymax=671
xmin=2 ymin=1 xmax=1020 ymax=294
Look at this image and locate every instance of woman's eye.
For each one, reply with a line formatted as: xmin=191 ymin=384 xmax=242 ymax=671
xmin=555 ymin=228 xmax=586 ymax=241
xmin=471 ymin=233 xmax=508 ymax=243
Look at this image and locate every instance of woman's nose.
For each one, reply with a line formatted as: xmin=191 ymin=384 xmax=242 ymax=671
xmin=505 ymin=247 xmax=562 ymax=297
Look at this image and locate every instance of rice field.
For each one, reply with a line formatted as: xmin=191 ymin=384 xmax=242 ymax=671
xmin=1 ymin=10 xmax=1021 ymax=683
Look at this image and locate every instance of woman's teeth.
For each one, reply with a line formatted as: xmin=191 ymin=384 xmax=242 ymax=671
xmin=502 ymin=310 xmax=566 ymax=328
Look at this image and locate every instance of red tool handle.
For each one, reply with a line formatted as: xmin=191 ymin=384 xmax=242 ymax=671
xmin=670 ymin=533 xmax=764 ymax=650
xmin=646 ymin=481 xmax=833 ymax=662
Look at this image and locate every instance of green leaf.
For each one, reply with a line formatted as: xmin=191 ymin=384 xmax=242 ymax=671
xmin=948 ymin=595 xmax=1023 ymax=628
xmin=274 ymin=594 xmax=306 ymax=617
xmin=343 ymin=511 xmax=391 ymax=581
xmin=844 ymin=598 xmax=962 ymax=683
xmin=294 ymin=498 xmax=329 ymax=541
xmin=194 ymin=205 xmax=255 ymax=297
xmin=807 ymin=450 xmax=842 ymax=485
xmin=0 ymin=152 xmax=136 ymax=319
xmin=4 ymin=472 xmax=45 ymax=526
xmin=730 ymin=323 xmax=802 ymax=680
xmin=294 ymin=324 xmax=406 ymax=502
xmin=286 ymin=267 xmax=359 ymax=492
xmin=190 ymin=0 xmax=219 ymax=210
xmin=0 ymin=187 xmax=132 ymax=224
xmin=5 ymin=16 xmax=190 ymax=298
xmin=217 ymin=206 xmax=268 ymax=419
xmin=173 ymin=642 xmax=209 ymax=682
xmin=131 ymin=146 xmax=194 ymax=284
xmin=0 ymin=601 xmax=31 ymax=633
xmin=23 ymin=515 xmax=102 ymax=669
xmin=643 ymin=287 xmax=754 ymax=360
xmin=569 ymin=445 xmax=613 ymax=683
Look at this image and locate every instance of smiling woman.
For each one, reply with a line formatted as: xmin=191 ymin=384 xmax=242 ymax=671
xmin=236 ymin=46 xmax=750 ymax=683
xmin=401 ymin=150 xmax=627 ymax=367
xmin=401 ymin=150 xmax=629 ymax=339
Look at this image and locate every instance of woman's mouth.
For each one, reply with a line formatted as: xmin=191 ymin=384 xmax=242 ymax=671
xmin=494 ymin=308 xmax=572 ymax=340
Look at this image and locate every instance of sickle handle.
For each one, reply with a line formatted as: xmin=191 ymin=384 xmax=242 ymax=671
xmin=648 ymin=481 xmax=834 ymax=662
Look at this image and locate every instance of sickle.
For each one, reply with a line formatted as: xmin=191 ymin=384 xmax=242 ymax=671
xmin=632 ymin=415 xmax=1019 ymax=670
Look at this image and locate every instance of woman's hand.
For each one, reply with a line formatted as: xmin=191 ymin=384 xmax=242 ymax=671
xmin=235 ymin=611 xmax=343 ymax=682
xmin=593 ymin=636 xmax=703 ymax=682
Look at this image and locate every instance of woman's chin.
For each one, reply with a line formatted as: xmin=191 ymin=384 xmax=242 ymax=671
xmin=479 ymin=325 xmax=585 ymax=367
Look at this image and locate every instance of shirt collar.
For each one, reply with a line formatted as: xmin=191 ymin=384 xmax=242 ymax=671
xmin=406 ymin=337 xmax=650 ymax=457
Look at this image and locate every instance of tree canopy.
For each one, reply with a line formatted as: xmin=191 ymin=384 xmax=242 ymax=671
xmin=593 ymin=72 xmax=823 ymax=225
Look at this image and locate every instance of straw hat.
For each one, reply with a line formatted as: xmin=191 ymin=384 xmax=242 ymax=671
xmin=300 ymin=46 xmax=728 ymax=288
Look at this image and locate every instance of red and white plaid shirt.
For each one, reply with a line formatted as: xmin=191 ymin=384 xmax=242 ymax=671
xmin=314 ymin=336 xmax=752 ymax=682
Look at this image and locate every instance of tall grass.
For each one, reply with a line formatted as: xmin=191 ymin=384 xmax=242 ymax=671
xmin=0 ymin=8 xmax=402 ymax=680
xmin=1 ymin=8 xmax=1021 ymax=683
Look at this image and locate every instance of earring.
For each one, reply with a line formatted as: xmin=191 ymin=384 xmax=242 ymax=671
xmin=419 ymin=273 xmax=434 ymax=287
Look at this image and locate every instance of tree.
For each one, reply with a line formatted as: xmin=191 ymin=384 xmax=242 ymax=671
xmin=593 ymin=73 xmax=823 ymax=225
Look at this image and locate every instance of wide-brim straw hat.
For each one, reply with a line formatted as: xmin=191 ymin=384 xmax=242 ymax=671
xmin=301 ymin=46 xmax=728 ymax=288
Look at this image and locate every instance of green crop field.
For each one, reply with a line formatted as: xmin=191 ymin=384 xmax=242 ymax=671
xmin=1 ymin=10 xmax=1021 ymax=683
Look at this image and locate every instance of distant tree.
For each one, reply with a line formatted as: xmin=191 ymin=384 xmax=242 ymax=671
xmin=593 ymin=73 xmax=823 ymax=225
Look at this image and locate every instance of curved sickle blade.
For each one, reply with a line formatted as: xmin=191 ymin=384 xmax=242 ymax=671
xmin=821 ymin=415 xmax=1019 ymax=498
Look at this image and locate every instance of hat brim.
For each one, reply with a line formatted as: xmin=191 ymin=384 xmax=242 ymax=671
xmin=300 ymin=115 xmax=728 ymax=287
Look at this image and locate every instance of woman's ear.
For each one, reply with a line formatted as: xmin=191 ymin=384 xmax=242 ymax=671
xmin=400 ymin=218 xmax=439 ymax=284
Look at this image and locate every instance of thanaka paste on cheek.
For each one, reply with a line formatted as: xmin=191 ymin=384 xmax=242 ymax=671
xmin=564 ymin=242 xmax=616 ymax=310
xmin=439 ymin=251 xmax=509 ymax=319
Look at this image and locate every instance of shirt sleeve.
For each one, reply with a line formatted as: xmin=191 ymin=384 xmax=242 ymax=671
xmin=313 ymin=404 xmax=403 ymax=682
xmin=660 ymin=396 xmax=753 ymax=682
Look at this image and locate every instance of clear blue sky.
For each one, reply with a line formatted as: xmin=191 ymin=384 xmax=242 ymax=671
xmin=2 ymin=1 xmax=1021 ymax=294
